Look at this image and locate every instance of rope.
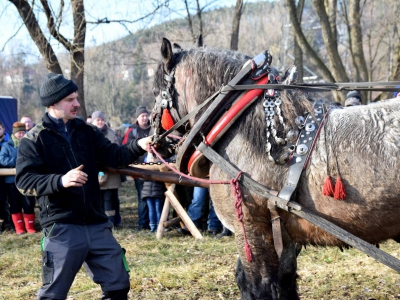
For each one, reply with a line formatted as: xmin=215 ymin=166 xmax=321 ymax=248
xmin=151 ymin=145 xmax=253 ymax=262
xmin=150 ymin=145 xmax=230 ymax=185
xmin=231 ymin=171 xmax=253 ymax=262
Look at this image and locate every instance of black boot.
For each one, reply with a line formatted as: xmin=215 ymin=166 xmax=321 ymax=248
xmin=215 ymin=226 xmax=232 ymax=239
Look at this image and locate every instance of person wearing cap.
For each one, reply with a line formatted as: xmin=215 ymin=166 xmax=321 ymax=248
xmin=394 ymin=86 xmax=400 ymax=98
xmin=91 ymin=111 xmax=122 ymax=228
xmin=345 ymin=90 xmax=362 ymax=107
xmin=122 ymin=106 xmax=152 ymax=231
xmin=15 ymin=73 xmax=153 ymax=300
xmin=0 ymin=122 xmax=36 ymax=235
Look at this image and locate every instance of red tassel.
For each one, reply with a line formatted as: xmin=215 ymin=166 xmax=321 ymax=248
xmin=322 ymin=175 xmax=335 ymax=197
xmin=161 ymin=108 xmax=175 ymax=130
xmin=245 ymin=242 xmax=253 ymax=262
xmin=334 ymin=177 xmax=346 ymax=200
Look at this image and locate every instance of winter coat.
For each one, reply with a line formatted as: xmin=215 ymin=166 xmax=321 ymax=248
xmin=15 ymin=113 xmax=146 ymax=228
xmin=0 ymin=138 xmax=17 ymax=183
xmin=98 ymin=127 xmax=122 ymax=190
xmin=141 ymin=153 xmax=166 ymax=199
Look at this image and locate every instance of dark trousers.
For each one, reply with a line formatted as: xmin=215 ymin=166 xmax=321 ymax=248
xmin=0 ymin=178 xmax=9 ymax=222
xmin=101 ymin=189 xmax=121 ymax=227
xmin=134 ymin=178 xmax=149 ymax=229
xmin=5 ymin=183 xmax=35 ymax=214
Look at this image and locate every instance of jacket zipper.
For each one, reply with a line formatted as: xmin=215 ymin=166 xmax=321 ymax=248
xmin=68 ymin=126 xmax=87 ymax=224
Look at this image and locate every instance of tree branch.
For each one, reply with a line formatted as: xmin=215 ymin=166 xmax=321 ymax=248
xmin=40 ymin=0 xmax=72 ymax=51
xmin=8 ymin=0 xmax=62 ymax=73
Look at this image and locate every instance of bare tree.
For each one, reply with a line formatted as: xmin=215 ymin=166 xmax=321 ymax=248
xmin=230 ymin=0 xmax=243 ymax=51
xmin=9 ymin=0 xmax=88 ymax=117
xmin=285 ymin=0 xmax=400 ymax=103
xmin=293 ymin=0 xmax=305 ymax=82
xmin=7 ymin=0 xmax=170 ymax=118
xmin=182 ymin=0 xmax=217 ymax=43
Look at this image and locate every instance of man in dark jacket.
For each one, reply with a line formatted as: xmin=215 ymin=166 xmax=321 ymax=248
xmin=15 ymin=73 xmax=152 ymax=300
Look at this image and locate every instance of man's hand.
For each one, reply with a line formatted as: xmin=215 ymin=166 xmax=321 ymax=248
xmin=137 ymin=135 xmax=153 ymax=151
xmin=61 ymin=165 xmax=88 ymax=188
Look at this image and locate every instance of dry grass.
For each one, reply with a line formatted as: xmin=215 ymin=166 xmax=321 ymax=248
xmin=0 ymin=180 xmax=399 ymax=299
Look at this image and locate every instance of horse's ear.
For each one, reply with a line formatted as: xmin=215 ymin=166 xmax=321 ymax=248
xmin=161 ymin=38 xmax=174 ymax=71
xmin=195 ymin=34 xmax=203 ymax=47
xmin=173 ymin=43 xmax=182 ymax=51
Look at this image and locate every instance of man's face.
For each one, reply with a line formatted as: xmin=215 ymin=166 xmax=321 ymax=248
xmin=137 ymin=113 xmax=149 ymax=128
xmin=20 ymin=117 xmax=33 ymax=130
xmin=48 ymin=92 xmax=80 ymax=123
xmin=0 ymin=125 xmax=4 ymax=138
xmin=92 ymin=117 xmax=105 ymax=129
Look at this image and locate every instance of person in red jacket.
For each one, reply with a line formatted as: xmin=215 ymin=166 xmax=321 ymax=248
xmin=16 ymin=73 xmax=152 ymax=300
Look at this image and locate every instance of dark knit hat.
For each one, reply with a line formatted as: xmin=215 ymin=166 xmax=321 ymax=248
xmin=346 ymin=90 xmax=361 ymax=100
xmin=39 ymin=73 xmax=78 ymax=107
xmin=12 ymin=122 xmax=26 ymax=134
xmin=91 ymin=111 xmax=105 ymax=121
xmin=135 ymin=106 xmax=149 ymax=118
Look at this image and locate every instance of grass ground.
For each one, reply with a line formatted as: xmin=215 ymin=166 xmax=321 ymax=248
xmin=0 ymin=180 xmax=399 ymax=299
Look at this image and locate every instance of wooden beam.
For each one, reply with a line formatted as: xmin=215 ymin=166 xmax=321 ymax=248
xmin=0 ymin=169 xmax=16 ymax=176
xmin=104 ymin=166 xmax=209 ymax=188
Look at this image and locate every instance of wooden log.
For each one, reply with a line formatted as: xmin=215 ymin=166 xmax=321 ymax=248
xmin=165 ymin=185 xmax=203 ymax=239
xmin=129 ymin=163 xmax=176 ymax=171
xmin=0 ymin=168 xmax=16 ymax=176
xmin=156 ymin=185 xmax=174 ymax=239
xmin=104 ymin=166 xmax=209 ymax=188
xmin=163 ymin=217 xmax=181 ymax=227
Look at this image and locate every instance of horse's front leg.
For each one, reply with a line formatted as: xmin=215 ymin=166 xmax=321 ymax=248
xmin=234 ymin=216 xmax=299 ymax=300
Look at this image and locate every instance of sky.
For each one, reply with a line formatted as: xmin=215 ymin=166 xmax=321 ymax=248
xmin=0 ymin=0 xmax=266 ymax=63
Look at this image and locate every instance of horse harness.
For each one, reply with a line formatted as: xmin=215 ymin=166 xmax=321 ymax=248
xmin=152 ymin=50 xmax=400 ymax=268
xmin=152 ymin=50 xmax=330 ymax=260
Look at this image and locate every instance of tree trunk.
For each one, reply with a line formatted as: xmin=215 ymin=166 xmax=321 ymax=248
xmin=285 ymin=0 xmax=335 ymax=83
xmin=230 ymin=0 xmax=243 ymax=51
xmin=71 ymin=0 xmax=87 ymax=118
xmin=9 ymin=0 xmax=62 ymax=74
xmin=348 ymin=0 xmax=368 ymax=82
xmin=293 ymin=0 xmax=305 ymax=83
xmin=312 ymin=0 xmax=349 ymax=82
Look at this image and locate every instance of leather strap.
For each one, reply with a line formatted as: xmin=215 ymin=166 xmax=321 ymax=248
xmin=278 ymin=99 xmax=324 ymax=201
xmin=268 ymin=202 xmax=283 ymax=258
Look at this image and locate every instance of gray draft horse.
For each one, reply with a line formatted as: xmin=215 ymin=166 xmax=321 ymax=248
xmin=152 ymin=37 xmax=400 ymax=299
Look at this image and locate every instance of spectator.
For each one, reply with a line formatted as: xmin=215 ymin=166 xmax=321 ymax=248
xmin=122 ymin=106 xmax=152 ymax=231
xmin=91 ymin=111 xmax=122 ymax=228
xmin=329 ymin=101 xmax=342 ymax=110
xmin=20 ymin=116 xmax=37 ymax=212
xmin=86 ymin=115 xmax=92 ymax=123
xmin=142 ymin=151 xmax=166 ymax=232
xmin=394 ymin=86 xmax=400 ymax=98
xmin=178 ymin=187 xmax=222 ymax=236
xmin=0 ymin=121 xmax=10 ymax=144
xmin=15 ymin=73 xmax=152 ymax=300
xmin=0 ymin=122 xmax=36 ymax=235
xmin=345 ymin=91 xmax=362 ymax=107
xmin=20 ymin=116 xmax=35 ymax=131
xmin=0 ymin=121 xmax=11 ymax=232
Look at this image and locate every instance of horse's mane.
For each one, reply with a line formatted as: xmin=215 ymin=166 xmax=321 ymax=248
xmin=179 ymin=47 xmax=251 ymax=104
